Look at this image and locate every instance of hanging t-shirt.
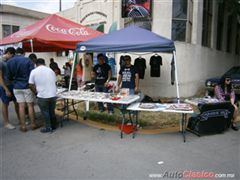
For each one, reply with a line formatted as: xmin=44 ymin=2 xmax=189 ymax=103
xmin=104 ymin=54 xmax=109 ymax=64
xmin=134 ymin=57 xmax=146 ymax=79
xmin=150 ymin=55 xmax=162 ymax=77
xmin=93 ymin=63 xmax=111 ymax=85
xmin=82 ymin=54 xmax=93 ymax=82
xmin=108 ymin=58 xmax=116 ymax=78
xmin=119 ymin=65 xmax=137 ymax=89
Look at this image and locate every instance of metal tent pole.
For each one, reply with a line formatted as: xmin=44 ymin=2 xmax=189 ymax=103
xmin=30 ymin=39 xmax=33 ymax=52
xmin=173 ymin=51 xmax=180 ymax=103
xmin=68 ymin=51 xmax=77 ymax=91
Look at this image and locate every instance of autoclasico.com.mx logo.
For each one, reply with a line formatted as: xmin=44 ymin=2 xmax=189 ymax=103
xmin=149 ymin=170 xmax=236 ymax=179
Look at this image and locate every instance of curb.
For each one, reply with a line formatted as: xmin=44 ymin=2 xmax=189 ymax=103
xmin=55 ymin=110 xmax=180 ymax=135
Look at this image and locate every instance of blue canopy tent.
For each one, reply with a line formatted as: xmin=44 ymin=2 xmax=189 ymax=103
xmin=74 ymin=26 xmax=180 ymax=101
xmin=76 ymin=26 xmax=175 ymax=52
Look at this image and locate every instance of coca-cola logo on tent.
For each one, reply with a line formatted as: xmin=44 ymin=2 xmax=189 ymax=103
xmin=45 ymin=24 xmax=89 ymax=36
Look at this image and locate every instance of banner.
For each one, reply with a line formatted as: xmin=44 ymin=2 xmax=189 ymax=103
xmin=121 ymin=0 xmax=152 ymax=18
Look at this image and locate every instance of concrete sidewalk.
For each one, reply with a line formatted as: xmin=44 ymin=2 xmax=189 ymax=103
xmin=0 ymin=103 xmax=239 ymax=180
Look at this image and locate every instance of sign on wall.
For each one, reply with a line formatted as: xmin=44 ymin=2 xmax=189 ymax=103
xmin=121 ymin=0 xmax=152 ymax=18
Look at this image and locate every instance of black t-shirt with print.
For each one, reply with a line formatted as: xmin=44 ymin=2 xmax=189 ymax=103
xmin=93 ymin=63 xmax=111 ymax=85
xmin=119 ymin=65 xmax=137 ymax=89
xmin=134 ymin=58 xmax=146 ymax=79
xmin=150 ymin=55 xmax=162 ymax=77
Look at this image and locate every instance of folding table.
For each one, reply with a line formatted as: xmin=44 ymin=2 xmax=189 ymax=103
xmin=57 ymin=90 xmax=140 ymax=137
xmin=127 ymin=102 xmax=194 ymax=142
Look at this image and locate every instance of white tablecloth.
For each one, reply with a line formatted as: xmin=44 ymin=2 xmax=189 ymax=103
xmin=127 ymin=103 xmax=194 ymax=114
xmin=58 ymin=90 xmax=140 ymax=105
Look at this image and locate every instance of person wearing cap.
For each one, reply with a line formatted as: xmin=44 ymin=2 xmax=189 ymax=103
xmin=214 ymin=76 xmax=239 ymax=131
xmin=7 ymin=47 xmax=38 ymax=132
xmin=29 ymin=58 xmax=57 ymax=133
xmin=0 ymin=47 xmax=19 ymax=129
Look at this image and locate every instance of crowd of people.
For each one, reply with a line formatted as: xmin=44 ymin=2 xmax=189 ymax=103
xmin=73 ymin=53 xmax=139 ymax=114
xmin=0 ymin=47 xmax=238 ymax=133
xmin=0 ymin=47 xmax=57 ymax=133
xmin=0 ymin=48 xmax=140 ymax=133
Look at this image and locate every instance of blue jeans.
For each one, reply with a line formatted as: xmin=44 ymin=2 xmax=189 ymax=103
xmin=37 ymin=97 xmax=57 ymax=128
xmin=129 ymin=89 xmax=135 ymax=95
xmin=95 ymin=85 xmax=113 ymax=112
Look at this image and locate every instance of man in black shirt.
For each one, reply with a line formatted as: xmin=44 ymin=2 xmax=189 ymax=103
xmin=117 ymin=55 xmax=139 ymax=94
xmin=92 ymin=53 xmax=113 ymax=114
xmin=49 ymin=58 xmax=59 ymax=71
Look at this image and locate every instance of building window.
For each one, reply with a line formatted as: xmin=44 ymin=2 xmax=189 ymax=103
xmin=236 ymin=24 xmax=240 ymax=55
xmin=171 ymin=0 xmax=193 ymax=42
xmin=2 ymin=24 xmax=20 ymax=37
xmin=226 ymin=15 xmax=233 ymax=53
xmin=216 ymin=2 xmax=224 ymax=50
xmin=124 ymin=17 xmax=152 ymax=31
xmin=202 ymin=0 xmax=213 ymax=47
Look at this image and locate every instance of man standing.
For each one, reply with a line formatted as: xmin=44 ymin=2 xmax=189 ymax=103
xmin=7 ymin=48 xmax=37 ymax=132
xmin=92 ymin=53 xmax=113 ymax=114
xmin=28 ymin=53 xmax=37 ymax=67
xmin=49 ymin=58 xmax=59 ymax=72
xmin=29 ymin=58 xmax=57 ymax=133
xmin=0 ymin=47 xmax=19 ymax=129
xmin=117 ymin=55 xmax=139 ymax=95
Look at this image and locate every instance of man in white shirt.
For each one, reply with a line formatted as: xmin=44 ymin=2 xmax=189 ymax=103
xmin=29 ymin=58 xmax=57 ymax=133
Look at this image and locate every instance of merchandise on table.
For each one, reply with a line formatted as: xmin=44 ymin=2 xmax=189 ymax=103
xmin=166 ymin=103 xmax=193 ymax=111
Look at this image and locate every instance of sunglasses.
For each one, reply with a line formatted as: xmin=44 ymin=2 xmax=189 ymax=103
xmin=225 ymin=78 xmax=231 ymax=81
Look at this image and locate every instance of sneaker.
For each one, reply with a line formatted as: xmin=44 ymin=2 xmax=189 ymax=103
xmin=40 ymin=127 xmax=53 ymax=133
xmin=108 ymin=111 xmax=114 ymax=115
xmin=19 ymin=126 xmax=27 ymax=132
xmin=31 ymin=124 xmax=41 ymax=130
xmin=4 ymin=123 xmax=16 ymax=130
xmin=51 ymin=126 xmax=57 ymax=131
xmin=231 ymin=124 xmax=239 ymax=131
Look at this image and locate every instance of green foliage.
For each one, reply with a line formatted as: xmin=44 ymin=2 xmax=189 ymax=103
xmin=74 ymin=102 xmax=180 ymax=129
xmin=77 ymin=109 xmax=121 ymax=125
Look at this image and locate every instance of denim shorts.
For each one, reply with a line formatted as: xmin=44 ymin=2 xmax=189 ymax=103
xmin=0 ymin=85 xmax=16 ymax=105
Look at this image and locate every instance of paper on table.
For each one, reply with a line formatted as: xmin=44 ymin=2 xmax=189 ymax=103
xmin=166 ymin=103 xmax=193 ymax=111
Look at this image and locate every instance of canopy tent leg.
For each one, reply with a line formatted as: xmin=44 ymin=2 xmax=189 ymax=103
xmin=68 ymin=51 xmax=78 ymax=91
xmin=30 ymin=39 xmax=33 ymax=53
xmin=173 ymin=51 xmax=180 ymax=103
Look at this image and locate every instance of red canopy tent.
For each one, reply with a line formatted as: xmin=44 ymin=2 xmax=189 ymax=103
xmin=0 ymin=14 xmax=103 ymax=52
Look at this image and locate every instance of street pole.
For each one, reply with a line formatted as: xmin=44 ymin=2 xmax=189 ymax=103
xmin=59 ymin=0 xmax=62 ymax=11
